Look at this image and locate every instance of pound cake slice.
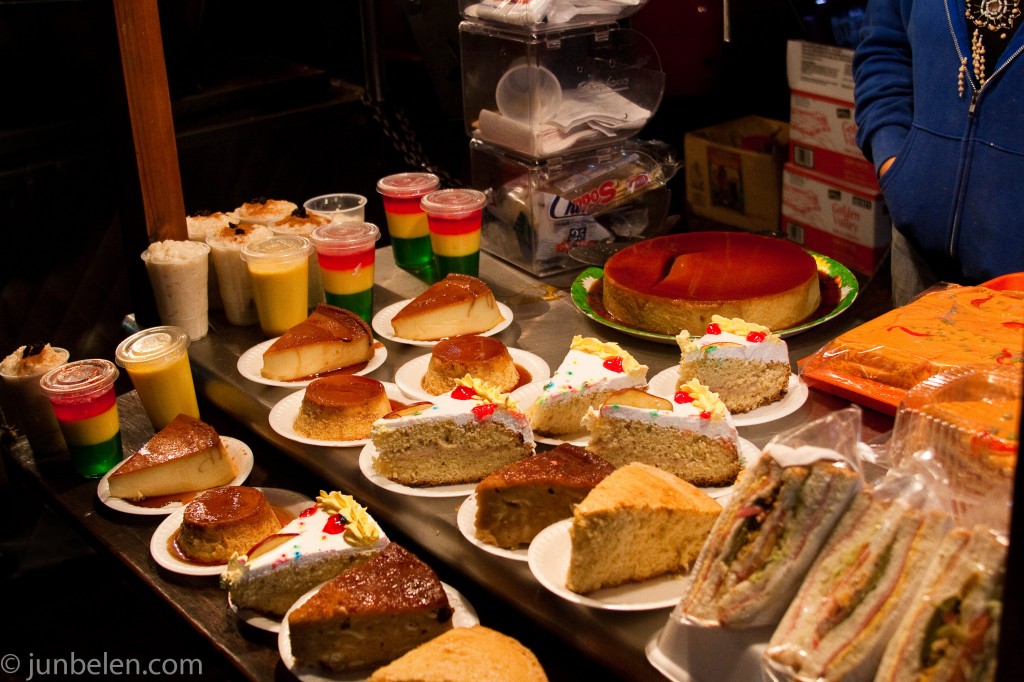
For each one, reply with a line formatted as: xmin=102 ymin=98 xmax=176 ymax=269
xmin=107 ymin=414 xmax=237 ymax=501
xmin=582 ymin=382 xmax=741 ymax=487
xmin=474 ymin=444 xmax=615 ymax=549
xmin=527 ymin=336 xmax=648 ymax=437
xmin=676 ymin=315 xmax=791 ymax=413
xmin=287 ymin=543 xmax=454 ymax=673
xmin=222 ymin=490 xmax=388 ymax=617
xmin=566 ymin=462 xmax=721 ymax=594
xmin=370 ymin=376 xmax=535 ymax=486
xmin=261 ymin=303 xmax=374 ymax=381
xmin=368 ymin=625 xmax=549 ymax=682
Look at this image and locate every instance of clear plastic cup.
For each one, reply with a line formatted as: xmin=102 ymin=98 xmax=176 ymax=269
xmin=39 ymin=359 xmax=122 ymax=478
xmin=303 ymin=193 xmax=368 ymax=223
xmin=141 ymin=240 xmax=211 ymax=340
xmin=271 ymin=211 xmax=332 ymax=310
xmin=0 ymin=344 xmax=69 ymax=454
xmin=206 ymin=223 xmax=274 ymax=326
xmin=241 ymin=235 xmax=314 ymax=337
xmin=421 ymin=188 xmax=487 ymax=278
xmin=310 ymin=222 xmax=381 ymax=323
xmin=115 ymin=326 xmax=199 ymax=431
xmin=376 ymin=173 xmax=440 ymax=271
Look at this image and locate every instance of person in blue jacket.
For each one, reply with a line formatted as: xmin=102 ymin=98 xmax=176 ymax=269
xmin=853 ymin=0 xmax=1024 ymax=305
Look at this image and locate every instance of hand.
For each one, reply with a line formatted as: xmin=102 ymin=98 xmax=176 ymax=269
xmin=879 ymin=156 xmax=896 ymax=178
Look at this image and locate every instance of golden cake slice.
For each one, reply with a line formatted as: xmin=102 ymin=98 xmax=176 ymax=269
xmin=107 ymin=414 xmax=237 ymax=501
xmin=368 ymin=625 xmax=549 ymax=682
xmin=566 ymin=462 xmax=721 ymax=594
xmin=287 ymin=543 xmax=454 ymax=673
xmin=390 ymin=274 xmax=504 ymax=341
xmin=474 ymin=444 xmax=614 ymax=549
xmin=262 ymin=303 xmax=374 ymax=381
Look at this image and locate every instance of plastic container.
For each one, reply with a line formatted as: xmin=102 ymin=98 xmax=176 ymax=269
xmin=460 ymin=21 xmax=664 ymax=159
xmin=460 ymin=0 xmax=650 ymax=34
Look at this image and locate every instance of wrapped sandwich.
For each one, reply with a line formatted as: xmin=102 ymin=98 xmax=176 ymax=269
xmin=678 ymin=408 xmax=864 ymax=628
xmin=763 ymin=484 xmax=951 ymax=681
xmin=874 ymin=526 xmax=1006 ymax=682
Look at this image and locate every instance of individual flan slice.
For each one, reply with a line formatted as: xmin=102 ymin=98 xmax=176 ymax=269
xmin=565 ymin=462 xmax=721 ymax=594
xmin=287 ymin=543 xmax=454 ymax=673
xmin=108 ymin=414 xmax=238 ymax=500
xmin=390 ymin=274 xmax=504 ymax=341
xmin=262 ymin=303 xmax=374 ymax=381
xmin=474 ymin=444 xmax=615 ymax=549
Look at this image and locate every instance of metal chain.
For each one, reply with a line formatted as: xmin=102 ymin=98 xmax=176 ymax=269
xmin=361 ymin=93 xmax=463 ymax=188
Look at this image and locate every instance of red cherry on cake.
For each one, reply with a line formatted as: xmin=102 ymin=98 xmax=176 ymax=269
xmin=322 ymin=515 xmax=346 ymax=535
xmin=746 ymin=330 xmax=767 ymax=343
xmin=452 ymin=385 xmax=477 ymax=400
xmin=299 ymin=506 xmax=317 ymax=518
xmin=603 ymin=356 xmax=624 ymax=373
xmin=705 ymin=323 xmax=721 ymax=335
xmin=699 ymin=410 xmax=712 ymax=419
xmin=674 ymin=391 xmax=694 ymax=404
xmin=471 ymin=403 xmax=498 ymax=419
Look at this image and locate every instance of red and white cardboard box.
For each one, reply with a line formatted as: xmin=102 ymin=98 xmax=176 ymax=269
xmin=788 ymin=90 xmax=878 ymax=190
xmin=786 ymin=40 xmax=856 ymax=101
xmin=782 ymin=162 xmax=890 ymax=275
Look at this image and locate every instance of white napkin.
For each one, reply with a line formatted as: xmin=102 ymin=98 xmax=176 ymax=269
xmin=476 ymin=109 xmax=603 ymax=156
xmin=466 ymin=0 xmax=640 ymax=26
xmin=548 ymin=84 xmax=651 ymax=132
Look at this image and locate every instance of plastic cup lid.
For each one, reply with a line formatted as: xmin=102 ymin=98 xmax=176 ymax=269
xmin=39 ymin=358 xmax=119 ymax=399
xmin=241 ymin=235 xmax=313 ymax=263
xmin=376 ymin=173 xmax=441 ymax=199
xmin=115 ymin=326 xmax=190 ymax=367
xmin=420 ymin=188 xmax=487 ymax=217
xmin=310 ymin=222 xmax=381 ymax=255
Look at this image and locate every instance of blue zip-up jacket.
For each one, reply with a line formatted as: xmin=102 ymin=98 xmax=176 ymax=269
xmin=853 ymin=0 xmax=1024 ymax=283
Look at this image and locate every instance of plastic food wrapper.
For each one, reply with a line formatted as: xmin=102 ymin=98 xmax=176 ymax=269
xmin=886 ymin=366 xmax=1019 ymax=529
xmin=761 ymin=456 xmax=954 ymax=682
xmin=676 ymin=407 xmax=865 ymax=630
xmin=873 ymin=524 xmax=1007 ymax=682
xmin=798 ymin=282 xmax=1024 ymax=415
xmin=464 ymin=0 xmax=645 ymax=30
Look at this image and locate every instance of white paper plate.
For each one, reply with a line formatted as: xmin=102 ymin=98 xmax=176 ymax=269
xmin=455 ymin=492 xmax=529 ymax=562
xmin=508 ymin=381 xmax=589 ymax=447
xmin=371 ymin=300 xmax=513 ymax=347
xmin=527 ymin=519 xmax=686 ymax=611
xmin=150 ymin=488 xmax=312 ymax=577
xmin=277 ymin=581 xmax=479 ymax=681
xmin=268 ymin=382 xmax=408 ymax=448
xmin=395 ymin=348 xmax=550 ymax=402
xmin=358 ymin=443 xmax=476 ymax=498
xmin=97 ymin=437 xmax=254 ymax=516
xmin=237 ymin=338 xmax=387 ymax=388
xmin=648 ymin=368 xmax=809 ymax=427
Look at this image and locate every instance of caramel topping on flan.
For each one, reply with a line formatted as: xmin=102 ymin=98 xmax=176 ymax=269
xmin=183 ymin=486 xmax=270 ymax=528
xmin=604 ymin=232 xmax=817 ymax=301
xmin=304 ymin=375 xmax=386 ymax=409
xmin=431 ymin=335 xmax=509 ymax=363
xmin=269 ymin=304 xmax=371 ymax=351
xmin=114 ymin=414 xmax=221 ymax=474
xmin=392 ymin=274 xmax=495 ymax=319
xmin=481 ymin=444 xmax=614 ymax=488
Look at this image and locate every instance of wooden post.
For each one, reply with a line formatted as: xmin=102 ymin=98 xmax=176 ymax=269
xmin=111 ymin=0 xmax=186 ymax=243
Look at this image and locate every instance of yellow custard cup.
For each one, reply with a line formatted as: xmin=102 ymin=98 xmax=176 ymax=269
xmin=115 ymin=325 xmax=199 ymax=431
xmin=241 ymin=235 xmax=314 ymax=337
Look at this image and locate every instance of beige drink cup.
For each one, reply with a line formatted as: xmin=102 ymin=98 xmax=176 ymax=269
xmin=241 ymin=235 xmax=314 ymax=337
xmin=141 ymin=240 xmax=211 ymax=340
xmin=207 ymin=223 xmax=274 ymax=325
xmin=0 ymin=344 xmax=70 ymax=454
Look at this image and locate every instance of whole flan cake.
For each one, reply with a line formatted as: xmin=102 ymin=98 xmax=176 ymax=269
xmin=390 ymin=274 xmax=504 ymax=341
xmin=287 ymin=542 xmax=454 ymax=673
xmin=602 ymin=232 xmax=821 ymax=334
xmin=582 ymin=383 xmax=742 ymax=487
xmin=422 ymin=335 xmax=518 ymax=396
xmin=474 ymin=443 xmax=615 ymax=549
xmin=177 ymin=486 xmax=281 ymax=564
xmin=223 ymin=490 xmax=388 ymax=618
xmin=676 ymin=315 xmax=792 ymax=413
xmin=294 ymin=375 xmax=392 ymax=441
xmin=262 ymin=303 xmax=374 ymax=381
xmin=107 ymin=414 xmax=237 ymax=501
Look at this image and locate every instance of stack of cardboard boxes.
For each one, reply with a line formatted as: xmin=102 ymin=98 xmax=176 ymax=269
xmin=782 ymin=40 xmax=891 ymax=275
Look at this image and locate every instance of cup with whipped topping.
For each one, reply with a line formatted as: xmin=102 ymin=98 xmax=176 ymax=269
xmin=206 ymin=223 xmax=275 ymax=326
xmin=141 ymin=239 xmax=211 ymax=340
xmin=0 ymin=343 xmax=70 ymax=454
